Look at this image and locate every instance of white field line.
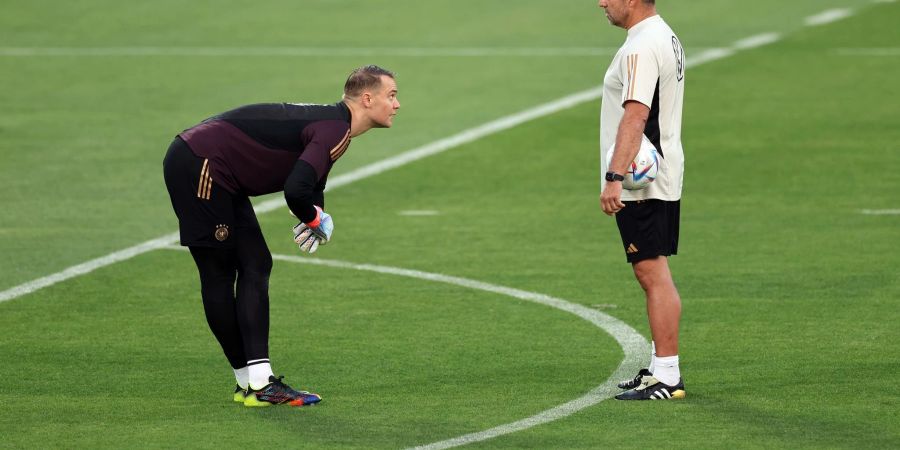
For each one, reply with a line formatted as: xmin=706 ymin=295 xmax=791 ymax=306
xmin=252 ymin=86 xmax=604 ymax=214
xmin=249 ymin=33 xmax=778 ymax=216
xmin=805 ymin=8 xmax=854 ymax=26
xmin=860 ymin=209 xmax=900 ymax=215
xmin=0 ymin=47 xmax=623 ymax=57
xmin=733 ymin=32 xmax=782 ymax=50
xmin=0 ymin=233 xmax=180 ymax=303
xmin=0 ymin=7 xmax=862 ymax=304
xmin=685 ymin=32 xmax=782 ymax=67
xmin=0 ymin=84 xmax=600 ymax=303
xmin=163 ymin=246 xmax=649 ymax=450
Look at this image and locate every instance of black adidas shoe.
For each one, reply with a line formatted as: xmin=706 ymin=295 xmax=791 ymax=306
xmin=244 ymin=375 xmax=322 ymax=407
xmin=615 ymin=376 xmax=685 ymax=400
xmin=617 ymin=368 xmax=652 ymax=390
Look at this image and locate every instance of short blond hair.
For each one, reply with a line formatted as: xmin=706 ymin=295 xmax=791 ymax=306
xmin=343 ymin=65 xmax=395 ymax=99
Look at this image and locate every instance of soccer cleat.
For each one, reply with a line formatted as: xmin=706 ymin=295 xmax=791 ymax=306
xmin=233 ymin=384 xmax=247 ymax=403
xmin=615 ymin=376 xmax=685 ymax=401
xmin=617 ymin=368 xmax=653 ymax=390
xmin=243 ymin=375 xmax=322 ymax=407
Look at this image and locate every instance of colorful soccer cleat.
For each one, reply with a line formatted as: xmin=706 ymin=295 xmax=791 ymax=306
xmin=615 ymin=376 xmax=685 ymax=401
xmin=233 ymin=384 xmax=247 ymax=403
xmin=243 ymin=375 xmax=322 ymax=407
xmin=617 ymin=368 xmax=653 ymax=390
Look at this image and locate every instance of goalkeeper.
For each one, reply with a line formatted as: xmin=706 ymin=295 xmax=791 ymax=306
xmin=162 ymin=65 xmax=400 ymax=407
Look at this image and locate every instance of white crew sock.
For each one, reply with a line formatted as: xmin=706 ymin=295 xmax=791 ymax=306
xmin=233 ymin=366 xmax=249 ymax=390
xmin=248 ymin=360 xmax=274 ymax=389
xmin=648 ymin=341 xmax=657 ymax=373
xmin=653 ymin=355 xmax=680 ymax=386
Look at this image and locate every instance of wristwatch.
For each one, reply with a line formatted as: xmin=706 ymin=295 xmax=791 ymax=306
xmin=605 ymin=171 xmax=625 ymax=182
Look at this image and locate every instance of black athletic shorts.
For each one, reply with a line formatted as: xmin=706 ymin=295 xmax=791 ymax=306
xmin=163 ymin=137 xmax=260 ymax=248
xmin=614 ymin=199 xmax=680 ymax=264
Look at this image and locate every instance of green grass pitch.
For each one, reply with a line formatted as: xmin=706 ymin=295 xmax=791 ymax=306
xmin=1 ymin=0 xmax=898 ymax=448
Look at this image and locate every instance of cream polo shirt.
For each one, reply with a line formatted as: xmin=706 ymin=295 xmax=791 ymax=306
xmin=601 ymin=15 xmax=686 ymax=201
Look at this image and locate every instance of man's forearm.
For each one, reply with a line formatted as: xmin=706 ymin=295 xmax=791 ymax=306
xmin=609 ymin=114 xmax=647 ymax=174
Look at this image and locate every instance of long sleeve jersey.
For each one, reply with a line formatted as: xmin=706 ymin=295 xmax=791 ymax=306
xmin=179 ymin=101 xmax=352 ymax=223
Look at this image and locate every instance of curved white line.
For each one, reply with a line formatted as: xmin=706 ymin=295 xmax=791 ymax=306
xmin=163 ymin=245 xmax=647 ymax=446
xmin=184 ymin=248 xmax=648 ymax=449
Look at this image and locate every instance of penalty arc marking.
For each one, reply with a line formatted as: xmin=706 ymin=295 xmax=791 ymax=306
xmin=163 ymin=246 xmax=649 ymax=449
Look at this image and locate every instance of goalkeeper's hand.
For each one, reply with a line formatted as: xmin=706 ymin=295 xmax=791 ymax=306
xmin=293 ymin=205 xmax=333 ymax=254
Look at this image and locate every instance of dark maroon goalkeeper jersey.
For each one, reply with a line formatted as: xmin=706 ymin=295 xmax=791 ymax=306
xmin=179 ymin=101 xmax=351 ymax=196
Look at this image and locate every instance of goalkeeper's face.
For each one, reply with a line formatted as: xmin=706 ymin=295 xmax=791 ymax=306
xmin=368 ymin=75 xmax=400 ymax=128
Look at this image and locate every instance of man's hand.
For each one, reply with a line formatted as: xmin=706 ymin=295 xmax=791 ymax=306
xmin=293 ymin=206 xmax=334 ymax=254
xmin=600 ymin=181 xmax=626 ymax=216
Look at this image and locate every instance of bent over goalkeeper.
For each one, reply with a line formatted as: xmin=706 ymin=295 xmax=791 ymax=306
xmin=162 ymin=65 xmax=400 ymax=407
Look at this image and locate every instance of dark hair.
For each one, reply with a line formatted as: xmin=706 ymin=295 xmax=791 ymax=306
xmin=343 ymin=65 xmax=395 ymax=98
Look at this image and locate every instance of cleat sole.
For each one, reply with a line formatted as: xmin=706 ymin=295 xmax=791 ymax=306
xmin=243 ymin=396 xmax=272 ymax=407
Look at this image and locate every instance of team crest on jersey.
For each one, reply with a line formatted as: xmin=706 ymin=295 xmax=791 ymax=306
xmin=672 ymin=36 xmax=685 ymax=81
xmin=214 ymin=224 xmax=230 ymax=242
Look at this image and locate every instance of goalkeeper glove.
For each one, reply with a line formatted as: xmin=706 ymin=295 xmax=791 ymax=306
xmin=293 ymin=205 xmax=333 ymax=254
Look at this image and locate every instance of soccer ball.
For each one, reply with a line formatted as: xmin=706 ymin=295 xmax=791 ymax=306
xmin=606 ymin=136 xmax=659 ymax=190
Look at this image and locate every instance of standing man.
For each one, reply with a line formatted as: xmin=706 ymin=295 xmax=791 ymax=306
xmin=163 ymin=65 xmax=400 ymax=407
xmin=597 ymin=0 xmax=687 ymax=400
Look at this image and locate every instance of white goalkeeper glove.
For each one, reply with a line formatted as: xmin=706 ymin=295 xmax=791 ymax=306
xmin=292 ymin=205 xmax=333 ymax=254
